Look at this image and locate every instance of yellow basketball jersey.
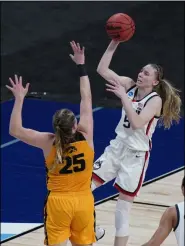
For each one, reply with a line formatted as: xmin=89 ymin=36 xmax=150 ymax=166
xmin=45 ymin=132 xmax=94 ymax=192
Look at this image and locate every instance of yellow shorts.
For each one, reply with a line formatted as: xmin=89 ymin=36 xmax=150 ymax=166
xmin=44 ymin=190 xmax=96 ymax=245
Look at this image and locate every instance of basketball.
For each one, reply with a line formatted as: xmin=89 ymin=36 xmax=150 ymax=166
xmin=106 ymin=13 xmax=135 ymax=42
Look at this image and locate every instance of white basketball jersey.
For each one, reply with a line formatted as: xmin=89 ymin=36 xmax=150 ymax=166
xmin=174 ymin=201 xmax=184 ymax=246
xmin=115 ymin=86 xmax=160 ymax=151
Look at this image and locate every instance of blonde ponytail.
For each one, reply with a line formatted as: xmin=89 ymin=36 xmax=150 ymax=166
xmin=155 ymin=78 xmax=182 ymax=129
xmin=55 ymin=126 xmax=63 ymax=164
xmin=49 ymin=108 xmax=76 ymax=172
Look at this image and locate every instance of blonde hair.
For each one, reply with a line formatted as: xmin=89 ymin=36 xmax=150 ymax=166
xmin=151 ymin=64 xmax=182 ymax=129
xmin=53 ymin=109 xmax=75 ymax=164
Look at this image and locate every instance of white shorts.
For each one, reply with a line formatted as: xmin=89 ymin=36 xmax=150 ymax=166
xmin=92 ymin=138 xmax=149 ymax=197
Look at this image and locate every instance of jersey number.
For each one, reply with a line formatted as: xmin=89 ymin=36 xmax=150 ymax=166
xmin=59 ymin=153 xmax=86 ymax=174
xmin=123 ymin=110 xmax=141 ymax=128
xmin=123 ymin=115 xmax=130 ymax=128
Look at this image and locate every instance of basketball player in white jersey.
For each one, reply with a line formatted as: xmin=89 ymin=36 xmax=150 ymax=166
xmin=141 ymin=176 xmax=184 ymax=246
xmin=91 ymin=40 xmax=182 ymax=246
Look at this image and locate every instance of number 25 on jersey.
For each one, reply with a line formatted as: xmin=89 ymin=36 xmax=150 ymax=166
xmin=59 ymin=153 xmax=86 ymax=174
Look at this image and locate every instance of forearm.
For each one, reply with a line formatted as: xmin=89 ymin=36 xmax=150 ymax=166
xmin=77 ymin=64 xmax=91 ymax=100
xmin=141 ymin=234 xmax=167 ymax=246
xmin=141 ymin=225 xmax=172 ymax=246
xmin=9 ymin=98 xmax=24 ymax=134
xmin=97 ymin=40 xmax=119 ymax=72
xmin=80 ymin=76 xmax=92 ymax=100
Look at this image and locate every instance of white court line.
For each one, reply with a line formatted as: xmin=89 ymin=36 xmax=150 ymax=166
xmin=1 ymin=107 xmax=103 ymax=149
xmin=1 ymin=139 xmax=20 ymax=149
xmin=1 ymin=223 xmax=42 ymax=234
xmin=144 ymin=165 xmax=184 ymax=184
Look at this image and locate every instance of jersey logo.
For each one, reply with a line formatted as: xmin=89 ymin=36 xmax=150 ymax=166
xmin=128 ymin=91 xmax=133 ymax=96
xmin=93 ymin=160 xmax=103 ymax=170
xmin=65 ymin=146 xmax=77 ymax=154
xmin=127 ymin=91 xmax=134 ymax=99
xmin=136 ymin=103 xmax=144 ymax=114
xmin=138 ymin=102 xmax=144 ymax=109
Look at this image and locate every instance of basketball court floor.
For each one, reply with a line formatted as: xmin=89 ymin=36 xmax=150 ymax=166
xmin=1 ymin=98 xmax=184 ymax=246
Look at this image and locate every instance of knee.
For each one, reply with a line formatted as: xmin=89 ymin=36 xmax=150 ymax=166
xmin=115 ymin=199 xmax=132 ymax=237
xmin=118 ymin=192 xmax=135 ymax=202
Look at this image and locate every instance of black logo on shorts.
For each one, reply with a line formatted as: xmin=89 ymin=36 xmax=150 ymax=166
xmin=93 ymin=160 xmax=103 ymax=170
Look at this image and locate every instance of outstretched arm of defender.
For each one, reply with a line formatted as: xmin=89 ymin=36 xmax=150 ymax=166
xmin=69 ymin=41 xmax=93 ymax=146
xmin=97 ymin=40 xmax=134 ymax=91
xmin=6 ymin=75 xmax=53 ymax=149
xmin=141 ymin=207 xmax=177 ymax=246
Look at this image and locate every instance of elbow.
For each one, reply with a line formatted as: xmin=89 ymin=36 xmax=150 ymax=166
xmin=9 ymin=128 xmax=17 ymax=137
xmin=131 ymin=122 xmax=142 ymax=130
xmin=131 ymin=125 xmax=138 ymax=130
xmin=130 ymin=117 xmax=145 ymax=130
xmin=87 ymin=94 xmax=92 ymax=101
xmin=9 ymin=126 xmax=20 ymax=138
xmin=96 ymin=62 xmax=107 ymax=74
xmin=96 ymin=66 xmax=102 ymax=74
xmin=96 ymin=67 xmax=107 ymax=77
xmin=82 ymin=94 xmax=92 ymax=102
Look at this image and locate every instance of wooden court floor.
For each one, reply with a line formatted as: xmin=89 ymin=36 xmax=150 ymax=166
xmin=3 ymin=170 xmax=184 ymax=246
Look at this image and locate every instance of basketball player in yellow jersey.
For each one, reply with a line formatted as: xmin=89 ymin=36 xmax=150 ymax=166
xmin=6 ymin=41 xmax=97 ymax=246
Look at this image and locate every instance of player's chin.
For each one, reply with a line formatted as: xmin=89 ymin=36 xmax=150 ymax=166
xmin=136 ymin=81 xmax=144 ymax=87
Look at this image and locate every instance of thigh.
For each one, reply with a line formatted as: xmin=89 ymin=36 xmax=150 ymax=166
xmin=70 ymin=193 xmax=96 ymax=245
xmin=114 ymin=150 xmax=149 ymax=197
xmin=93 ymin=140 xmax=122 ymax=183
xmin=44 ymin=193 xmax=73 ymax=245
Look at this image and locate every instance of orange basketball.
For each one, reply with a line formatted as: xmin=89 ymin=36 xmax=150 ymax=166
xmin=106 ymin=13 xmax=135 ymax=42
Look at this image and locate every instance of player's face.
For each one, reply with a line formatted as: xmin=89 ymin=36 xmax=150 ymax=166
xmin=136 ymin=65 xmax=159 ymax=88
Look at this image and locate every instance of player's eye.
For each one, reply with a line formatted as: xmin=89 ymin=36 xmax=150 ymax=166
xmin=144 ymin=71 xmax=149 ymax=76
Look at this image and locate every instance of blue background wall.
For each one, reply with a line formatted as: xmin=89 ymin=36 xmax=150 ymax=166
xmin=1 ymin=99 xmax=184 ymax=223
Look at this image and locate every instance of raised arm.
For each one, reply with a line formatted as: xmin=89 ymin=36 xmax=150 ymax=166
xmin=106 ymin=81 xmax=162 ymax=130
xmin=69 ymin=41 xmax=93 ymax=147
xmin=97 ymin=40 xmax=134 ymax=91
xmin=6 ymin=75 xmax=54 ymax=149
xmin=141 ymin=207 xmax=177 ymax=246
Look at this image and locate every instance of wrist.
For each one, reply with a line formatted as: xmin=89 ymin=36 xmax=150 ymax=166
xmin=15 ymin=96 xmax=24 ymax=103
xmin=109 ymin=40 xmax=119 ymax=50
xmin=121 ymin=93 xmax=127 ymax=104
xmin=77 ymin=64 xmax=88 ymax=77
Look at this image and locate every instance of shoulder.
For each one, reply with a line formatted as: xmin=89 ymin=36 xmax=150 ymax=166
xmin=145 ymin=94 xmax=162 ymax=109
xmin=42 ymin=133 xmax=55 ymax=158
xmin=48 ymin=132 xmax=55 ymax=138
xmin=163 ymin=206 xmax=177 ymax=226
xmin=166 ymin=206 xmax=176 ymax=215
xmin=46 ymin=133 xmax=55 ymax=142
xmin=76 ymin=131 xmax=94 ymax=150
xmin=151 ymin=95 xmax=162 ymax=105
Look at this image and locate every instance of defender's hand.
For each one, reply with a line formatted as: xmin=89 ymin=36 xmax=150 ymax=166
xmin=69 ymin=41 xmax=85 ymax=65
